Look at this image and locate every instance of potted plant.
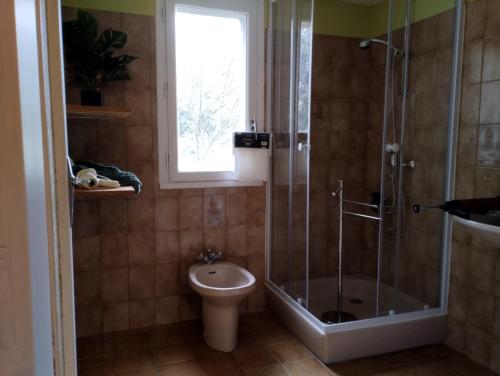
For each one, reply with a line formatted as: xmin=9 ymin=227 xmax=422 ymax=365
xmin=62 ymin=10 xmax=138 ymax=106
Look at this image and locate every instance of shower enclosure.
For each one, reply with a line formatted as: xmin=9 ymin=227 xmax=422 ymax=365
xmin=266 ymin=0 xmax=463 ymax=362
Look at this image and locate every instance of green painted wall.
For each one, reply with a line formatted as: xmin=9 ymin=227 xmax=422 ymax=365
xmin=62 ymin=0 xmax=456 ymax=38
xmin=61 ymin=0 xmax=155 ymax=16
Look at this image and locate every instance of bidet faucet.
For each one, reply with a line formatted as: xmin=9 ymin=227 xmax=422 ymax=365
xmin=196 ymin=248 xmax=224 ymax=264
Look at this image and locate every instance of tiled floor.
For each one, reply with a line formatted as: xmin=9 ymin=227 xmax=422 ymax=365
xmin=77 ymin=312 xmax=497 ymax=376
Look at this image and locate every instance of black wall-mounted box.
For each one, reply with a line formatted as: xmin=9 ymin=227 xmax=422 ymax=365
xmin=234 ymin=132 xmax=270 ymax=149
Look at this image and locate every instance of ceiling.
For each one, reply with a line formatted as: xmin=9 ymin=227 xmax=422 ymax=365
xmin=339 ymin=0 xmax=384 ymax=6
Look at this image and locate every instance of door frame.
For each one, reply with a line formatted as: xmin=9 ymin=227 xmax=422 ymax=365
xmin=39 ymin=0 xmax=78 ymax=374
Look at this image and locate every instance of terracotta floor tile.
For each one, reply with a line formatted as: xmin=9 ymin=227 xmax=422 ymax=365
xmin=268 ymin=340 xmax=314 ymax=363
xmin=283 ymin=358 xmax=334 ymax=376
xmin=78 ymin=358 xmax=115 ymax=376
xmin=243 ymin=364 xmax=290 ymax=376
xmin=117 ymin=368 xmax=157 ymax=376
xmin=75 ymin=312 xmax=498 ymax=376
xmin=232 ymin=343 xmax=279 ymax=370
xmin=113 ymin=352 xmax=155 ymax=373
xmin=198 ymin=353 xmax=243 ymax=376
xmin=153 ymin=343 xmax=196 ymax=366
xmin=158 ymin=360 xmax=204 ymax=376
xmin=77 ymin=336 xmax=114 ymax=359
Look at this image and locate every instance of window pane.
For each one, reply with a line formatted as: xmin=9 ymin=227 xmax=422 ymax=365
xmin=175 ymin=5 xmax=247 ymax=173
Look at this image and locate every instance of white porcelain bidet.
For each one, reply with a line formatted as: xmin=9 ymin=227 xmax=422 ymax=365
xmin=189 ymin=259 xmax=256 ymax=352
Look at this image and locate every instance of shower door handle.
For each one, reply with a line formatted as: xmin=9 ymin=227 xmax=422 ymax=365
xmin=297 ymin=142 xmax=310 ymax=152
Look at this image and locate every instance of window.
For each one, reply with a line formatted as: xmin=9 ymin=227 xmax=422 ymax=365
xmin=157 ymin=0 xmax=264 ymax=188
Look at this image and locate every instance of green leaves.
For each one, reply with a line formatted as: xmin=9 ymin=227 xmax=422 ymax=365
xmin=62 ymin=10 xmax=138 ymax=90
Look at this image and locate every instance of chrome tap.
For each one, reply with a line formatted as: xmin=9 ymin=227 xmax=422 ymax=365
xmin=196 ymin=248 xmax=224 ymax=264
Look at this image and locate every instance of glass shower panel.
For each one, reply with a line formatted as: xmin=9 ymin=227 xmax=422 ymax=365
xmin=291 ymin=0 xmax=313 ymax=306
xmin=270 ymin=0 xmax=293 ymax=291
xmin=269 ymin=0 xmax=313 ymax=306
xmin=379 ymin=0 xmax=457 ymax=315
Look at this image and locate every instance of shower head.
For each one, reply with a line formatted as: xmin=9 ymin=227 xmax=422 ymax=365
xmin=359 ymin=38 xmax=404 ymax=55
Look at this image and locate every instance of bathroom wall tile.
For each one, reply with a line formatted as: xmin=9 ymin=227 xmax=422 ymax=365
xmin=127 ymin=162 xmax=154 ymax=198
xmin=469 ymin=249 xmax=496 ymax=293
xmin=121 ymin=14 xmax=151 ymax=56
xmin=461 ymin=84 xmax=481 ymax=127
xmin=203 ymin=194 xmax=225 ymax=226
xmin=127 ymin=198 xmax=155 ymax=233
xmin=74 ymin=236 xmax=101 ymax=272
xmin=76 ymin=271 xmax=102 ymax=308
xmin=99 ymin=199 xmax=128 ymax=234
xmin=455 ymin=167 xmax=476 ymax=199
xmin=248 ymin=191 xmax=266 ymax=226
xmin=330 ymin=99 xmax=350 ymax=131
xmin=155 ymin=263 xmax=179 ymax=297
xmin=463 ymin=41 xmax=483 ymax=85
xmin=179 ymin=262 xmax=193 ymax=294
xmin=101 ymin=233 xmax=128 ymax=269
xmin=154 ymin=197 xmax=179 ymax=231
xmin=226 ymin=192 xmax=248 ymax=226
xmin=203 ymin=225 xmax=226 ymax=253
xmin=76 ymin=307 xmax=102 ymax=338
xmin=96 ymin=124 xmax=126 ymax=164
xmin=331 ymin=69 xmax=350 ymax=99
xmin=129 ymin=266 xmax=155 ymax=300
xmin=451 ymin=242 xmax=470 ymax=285
xmin=155 ymin=296 xmax=180 ymax=325
xmin=483 ymin=38 xmax=500 ymax=84
xmin=480 ymin=81 xmax=500 ymax=124
xmin=248 ymin=225 xmax=265 ymax=256
xmin=311 ymin=100 xmax=331 ymax=130
xmin=446 ymin=318 xmax=466 ymax=353
xmin=179 ymin=293 xmax=201 ymax=321
xmin=128 ymin=232 xmax=155 ymax=266
xmin=74 ymin=201 xmax=100 ymax=237
xmin=126 ymin=126 xmax=153 ymax=162
xmin=474 ymin=167 xmax=500 ymax=197
xmin=490 ymin=340 xmax=500 ymax=374
xmin=226 ymin=225 xmax=248 ymax=257
xmin=477 ymin=124 xmax=500 ymax=166
xmin=448 ymin=279 xmax=468 ymax=322
xmin=485 ymin=0 xmax=500 ymax=37
xmin=155 ymin=230 xmax=180 ymax=264
xmin=179 ymin=195 xmax=203 ymax=229
xmin=433 ymin=49 xmax=453 ymax=89
xmin=124 ymin=90 xmax=153 ymax=128
xmin=465 ymin=0 xmax=486 ymax=42
xmin=180 ymin=228 xmax=203 ymax=262
xmin=102 ymin=303 xmax=129 ymax=334
xmin=102 ymin=268 xmax=129 ymax=304
xmin=130 ymin=299 xmax=156 ymax=329
xmin=467 ymin=289 xmax=495 ymax=334
xmin=464 ymin=325 xmax=493 ymax=368
xmin=410 ymin=53 xmax=436 ymax=93
xmin=68 ymin=123 xmax=98 ymax=161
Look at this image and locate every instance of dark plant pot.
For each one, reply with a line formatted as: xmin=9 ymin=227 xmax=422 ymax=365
xmin=81 ymin=90 xmax=102 ymax=106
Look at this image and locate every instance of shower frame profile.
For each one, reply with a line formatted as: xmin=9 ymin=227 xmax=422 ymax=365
xmin=265 ymin=0 xmax=465 ymax=363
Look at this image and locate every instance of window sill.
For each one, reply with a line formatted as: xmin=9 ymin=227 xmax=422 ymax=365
xmin=159 ymin=180 xmax=264 ymax=190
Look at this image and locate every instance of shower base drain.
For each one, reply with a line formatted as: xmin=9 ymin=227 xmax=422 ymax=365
xmin=321 ymin=310 xmax=358 ymax=324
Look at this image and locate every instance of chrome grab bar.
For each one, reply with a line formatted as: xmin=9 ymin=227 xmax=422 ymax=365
xmin=343 ymin=199 xmax=379 ymax=210
xmin=343 ymin=210 xmax=383 ymax=221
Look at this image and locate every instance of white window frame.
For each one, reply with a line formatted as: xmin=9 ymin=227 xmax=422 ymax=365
xmin=156 ymin=0 xmax=265 ymax=189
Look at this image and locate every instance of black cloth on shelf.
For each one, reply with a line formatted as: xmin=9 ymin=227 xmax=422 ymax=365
xmin=72 ymin=160 xmax=142 ymax=193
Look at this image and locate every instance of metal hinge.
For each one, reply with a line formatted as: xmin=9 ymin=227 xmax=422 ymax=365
xmin=162 ymin=4 xmax=167 ymax=23
xmin=166 ymin=153 xmax=170 ymax=167
xmin=163 ymin=81 xmax=167 ymax=97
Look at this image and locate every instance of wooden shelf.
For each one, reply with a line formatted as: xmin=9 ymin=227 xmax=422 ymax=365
xmin=75 ymin=186 xmax=136 ymax=200
xmin=66 ymin=104 xmax=132 ymax=120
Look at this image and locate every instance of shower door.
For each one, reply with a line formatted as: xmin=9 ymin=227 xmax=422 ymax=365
xmin=269 ymin=0 xmax=314 ymax=306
